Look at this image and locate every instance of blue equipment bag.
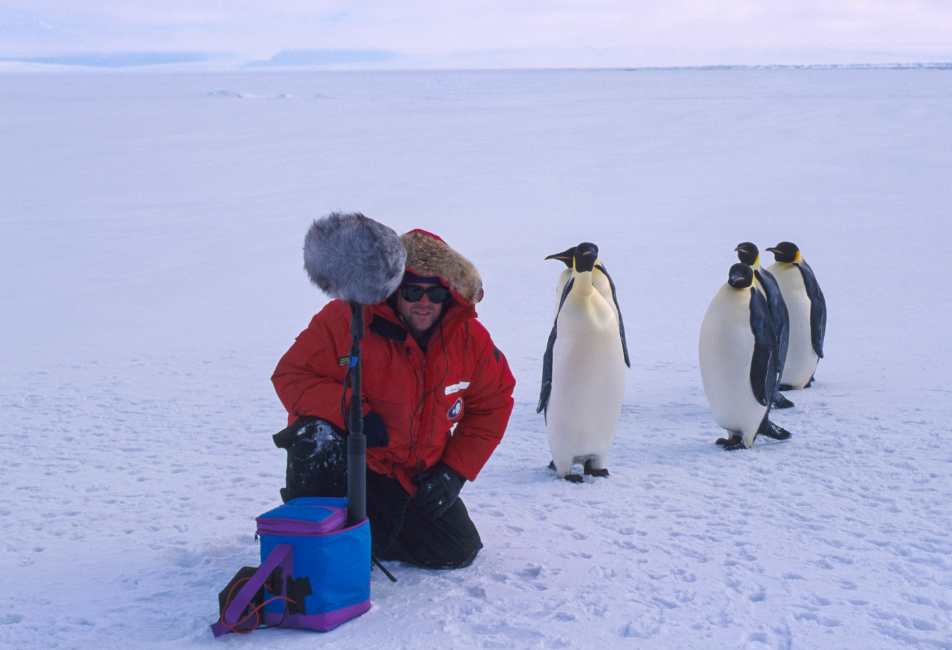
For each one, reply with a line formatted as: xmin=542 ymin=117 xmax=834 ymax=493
xmin=211 ymin=497 xmax=371 ymax=636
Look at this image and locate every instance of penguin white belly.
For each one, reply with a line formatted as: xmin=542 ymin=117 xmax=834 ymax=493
xmin=546 ymin=294 xmax=625 ymax=475
xmin=593 ymin=269 xmax=620 ymax=324
xmin=771 ymin=266 xmax=817 ymax=389
xmin=699 ymin=286 xmax=766 ymax=447
xmin=554 ymin=267 xmax=618 ymax=323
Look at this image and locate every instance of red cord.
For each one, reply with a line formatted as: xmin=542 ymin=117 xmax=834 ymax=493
xmin=218 ymin=577 xmax=295 ymax=634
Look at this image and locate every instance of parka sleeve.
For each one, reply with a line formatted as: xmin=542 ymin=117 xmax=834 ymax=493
xmin=440 ymin=321 xmax=516 ymax=481
xmin=271 ymin=302 xmax=354 ymax=430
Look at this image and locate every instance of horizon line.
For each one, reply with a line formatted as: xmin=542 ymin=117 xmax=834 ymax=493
xmin=2 ymin=49 xmax=952 ymax=72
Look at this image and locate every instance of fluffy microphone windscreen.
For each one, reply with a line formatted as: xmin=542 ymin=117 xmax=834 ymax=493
xmin=303 ymin=212 xmax=407 ymax=305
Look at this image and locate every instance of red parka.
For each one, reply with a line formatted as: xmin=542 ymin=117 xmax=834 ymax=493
xmin=272 ymin=230 xmax=516 ymax=495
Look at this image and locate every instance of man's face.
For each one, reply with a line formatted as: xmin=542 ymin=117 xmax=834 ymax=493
xmin=395 ymin=282 xmax=445 ymax=341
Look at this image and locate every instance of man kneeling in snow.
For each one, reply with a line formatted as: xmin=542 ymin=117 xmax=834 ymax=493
xmin=272 ymin=229 xmax=515 ymax=570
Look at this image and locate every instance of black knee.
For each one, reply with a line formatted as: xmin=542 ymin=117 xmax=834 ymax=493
xmin=407 ymin=496 xmax=483 ymax=569
xmin=366 ymin=471 xmax=483 ymax=570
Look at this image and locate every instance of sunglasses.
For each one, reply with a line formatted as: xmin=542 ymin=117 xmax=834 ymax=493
xmin=400 ymin=284 xmax=450 ymax=303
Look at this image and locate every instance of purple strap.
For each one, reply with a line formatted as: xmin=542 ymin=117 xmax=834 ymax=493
xmin=210 ymin=543 xmax=293 ymax=638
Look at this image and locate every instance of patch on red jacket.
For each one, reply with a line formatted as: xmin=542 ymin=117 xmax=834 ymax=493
xmin=447 ymin=397 xmax=463 ymax=420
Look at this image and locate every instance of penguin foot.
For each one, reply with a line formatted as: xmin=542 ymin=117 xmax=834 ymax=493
xmin=772 ymin=393 xmax=795 ymax=409
xmin=805 ymin=375 xmax=816 ymax=388
xmin=583 ymin=460 xmax=609 ymax=478
xmin=715 ymin=437 xmax=729 ymax=446
xmin=778 ymin=384 xmax=795 ymax=392
xmin=547 ymin=460 xmax=556 ymax=471
xmin=721 ymin=435 xmax=747 ymax=451
xmin=563 ymin=474 xmax=584 ymax=484
xmin=760 ymin=420 xmax=792 ymax=441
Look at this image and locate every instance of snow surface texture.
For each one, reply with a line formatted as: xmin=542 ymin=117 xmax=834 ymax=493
xmin=2 ymin=68 xmax=951 ymax=649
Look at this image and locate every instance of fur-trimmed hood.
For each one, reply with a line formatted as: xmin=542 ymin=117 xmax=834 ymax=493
xmin=400 ymin=229 xmax=483 ymax=305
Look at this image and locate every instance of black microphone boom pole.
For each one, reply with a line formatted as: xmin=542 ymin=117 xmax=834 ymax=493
xmin=302 ymin=212 xmax=406 ymax=528
xmin=346 ymin=301 xmax=367 ymax=526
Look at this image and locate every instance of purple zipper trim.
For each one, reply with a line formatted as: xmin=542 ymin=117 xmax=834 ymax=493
xmin=262 ymin=599 xmax=371 ymax=631
xmin=255 ymin=508 xmax=347 ymax=536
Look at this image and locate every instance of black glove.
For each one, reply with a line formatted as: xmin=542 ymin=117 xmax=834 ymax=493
xmin=413 ymin=462 xmax=465 ymax=518
xmin=273 ymin=416 xmax=347 ymax=502
xmin=362 ymin=411 xmax=389 ymax=448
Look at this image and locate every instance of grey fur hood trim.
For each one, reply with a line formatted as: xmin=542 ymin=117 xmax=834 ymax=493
xmin=400 ymin=229 xmax=483 ymax=305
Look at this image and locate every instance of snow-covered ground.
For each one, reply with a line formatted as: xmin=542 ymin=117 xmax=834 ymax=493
xmin=2 ymin=67 xmax=951 ymax=649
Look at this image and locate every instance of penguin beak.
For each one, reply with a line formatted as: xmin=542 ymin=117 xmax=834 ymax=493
xmin=545 ymin=247 xmax=576 ymax=268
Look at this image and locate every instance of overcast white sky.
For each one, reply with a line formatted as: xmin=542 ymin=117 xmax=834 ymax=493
xmin=2 ymin=0 xmax=952 ymax=67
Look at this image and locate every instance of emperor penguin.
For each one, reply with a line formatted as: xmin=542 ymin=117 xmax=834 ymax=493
xmin=765 ymin=242 xmax=826 ymax=390
xmin=699 ymin=263 xmax=791 ymax=450
xmin=735 ymin=242 xmax=794 ymax=409
xmin=538 ymin=242 xmax=629 ymax=482
xmin=544 ymin=246 xmax=623 ymax=329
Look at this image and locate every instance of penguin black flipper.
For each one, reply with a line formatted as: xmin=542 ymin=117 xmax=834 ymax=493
xmin=748 ymin=286 xmax=778 ymax=408
xmin=538 ymin=277 xmax=576 ymax=418
xmin=595 ymin=262 xmax=630 ymax=368
xmin=753 ymin=268 xmax=788 ymax=378
xmin=754 ymin=268 xmax=792 ymax=408
xmin=797 ymin=261 xmax=826 ymax=359
xmin=538 ymin=329 xmax=557 ymax=419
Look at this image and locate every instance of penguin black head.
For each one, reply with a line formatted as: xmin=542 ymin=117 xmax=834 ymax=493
xmin=545 ymin=246 xmax=576 ymax=268
xmin=766 ymin=241 xmax=800 ymax=263
xmin=727 ymin=263 xmax=754 ymax=289
xmin=734 ymin=242 xmax=759 ymax=266
xmin=574 ymin=242 xmax=598 ymax=273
